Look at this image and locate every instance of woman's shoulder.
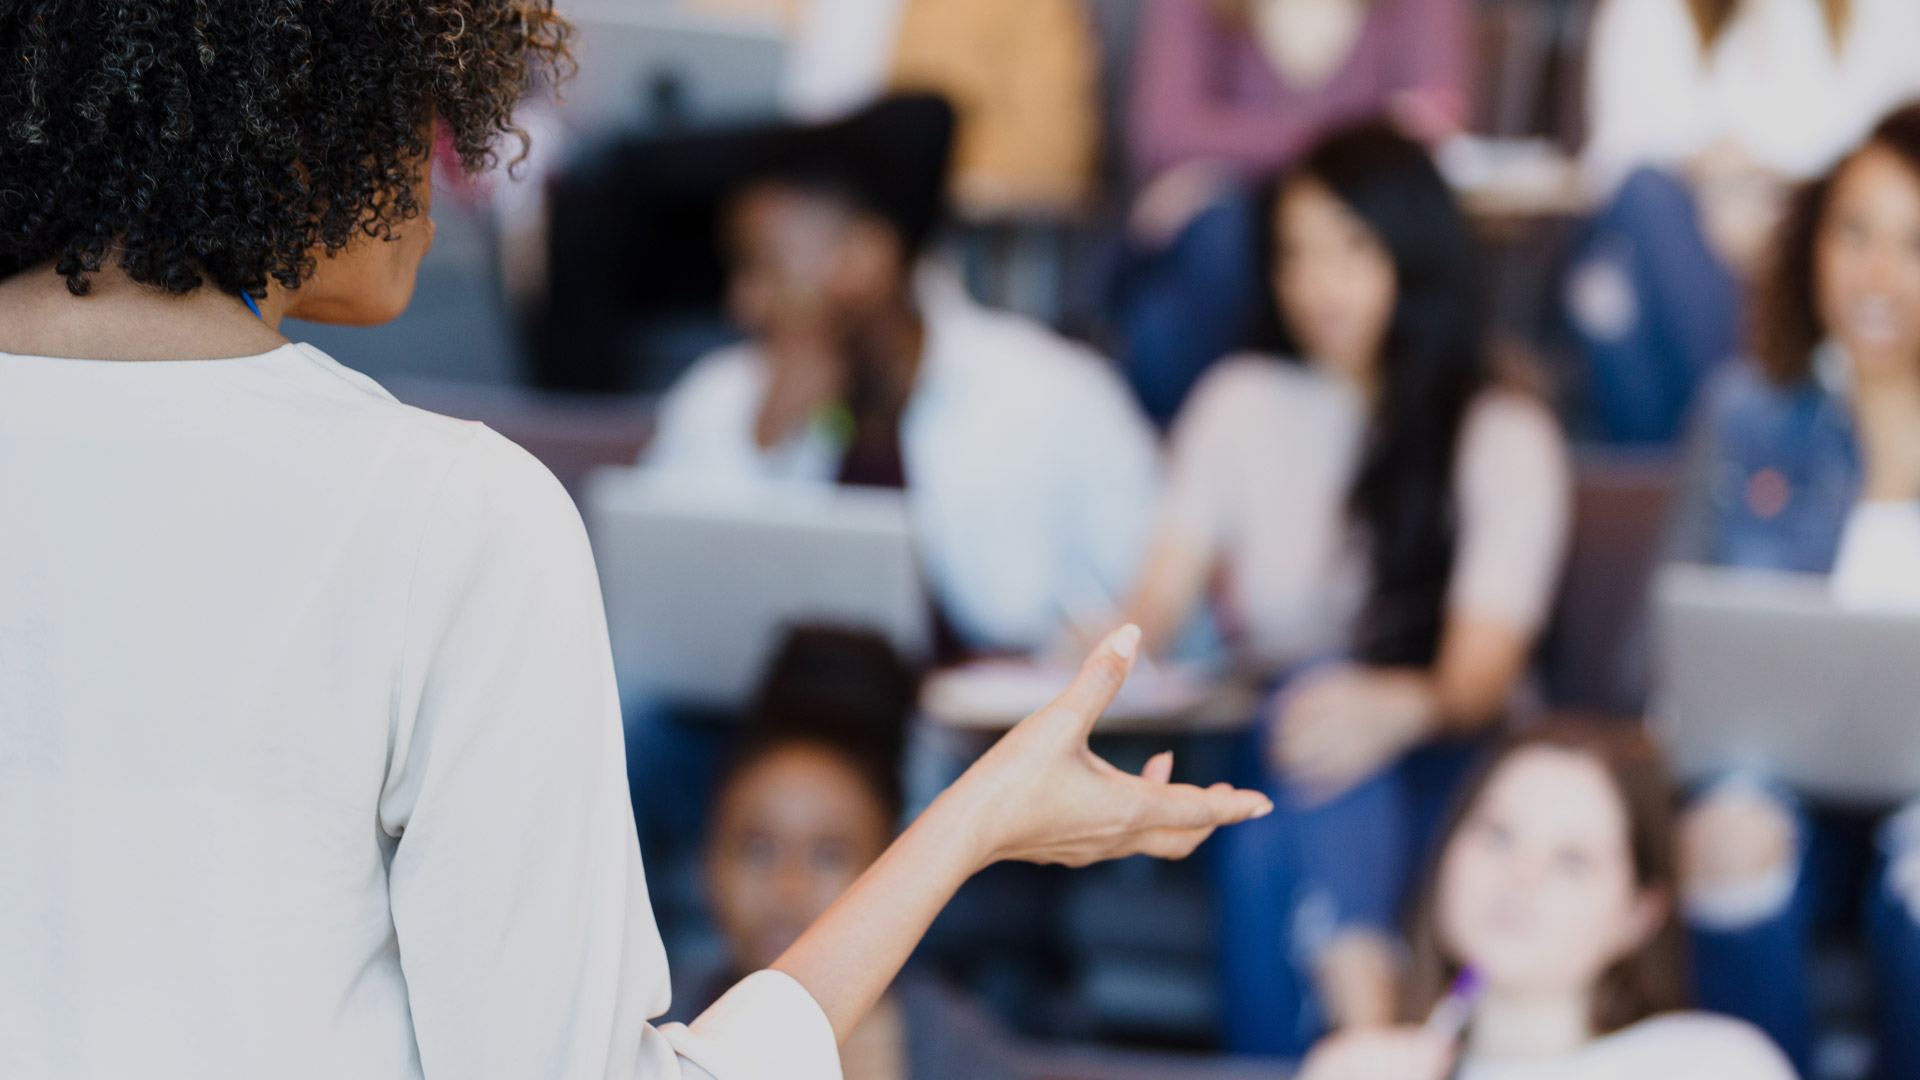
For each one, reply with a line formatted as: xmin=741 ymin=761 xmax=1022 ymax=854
xmin=1592 ymin=1012 xmax=1797 ymax=1078
xmin=1169 ymin=354 xmax=1355 ymax=451
xmin=1462 ymin=384 xmax=1569 ymax=456
xmin=1187 ymin=352 xmax=1348 ymax=414
xmin=291 ymin=343 xmax=580 ymax=526
xmin=1690 ymin=358 xmax=1839 ymax=439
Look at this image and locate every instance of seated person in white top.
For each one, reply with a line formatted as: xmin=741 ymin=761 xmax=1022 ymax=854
xmin=644 ymin=158 xmax=1161 ymax=657
xmin=1113 ymin=123 xmax=1572 ymax=1054
xmin=1295 ymin=719 xmax=1796 ymax=1080
xmin=0 ymin=5 xmax=1275 ymax=1078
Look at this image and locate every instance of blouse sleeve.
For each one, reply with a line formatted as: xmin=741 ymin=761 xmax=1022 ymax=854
xmin=1445 ymin=394 xmax=1574 ymax=636
xmin=1158 ymin=361 xmax=1254 ymax=555
xmin=1390 ymin=0 xmax=1473 ymax=125
xmin=1127 ymin=0 xmax=1331 ymax=176
xmin=379 ymin=426 xmax=841 ymax=1080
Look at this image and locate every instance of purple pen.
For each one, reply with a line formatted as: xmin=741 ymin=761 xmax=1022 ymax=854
xmin=1421 ymin=966 xmax=1483 ymax=1041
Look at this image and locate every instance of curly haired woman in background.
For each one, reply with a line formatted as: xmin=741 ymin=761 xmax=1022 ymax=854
xmin=0 ymin=5 xmax=1270 ymax=1079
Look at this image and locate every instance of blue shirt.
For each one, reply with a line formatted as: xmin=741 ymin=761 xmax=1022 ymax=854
xmin=1668 ymin=359 xmax=1862 ymax=574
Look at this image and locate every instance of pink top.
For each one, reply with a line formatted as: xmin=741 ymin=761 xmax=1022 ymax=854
xmin=1128 ymin=0 xmax=1471 ymax=178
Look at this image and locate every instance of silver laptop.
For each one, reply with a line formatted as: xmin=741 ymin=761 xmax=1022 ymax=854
xmin=1652 ymin=563 xmax=1920 ymax=805
xmin=584 ymin=467 xmax=931 ymax=709
xmin=559 ymin=2 xmax=786 ymax=137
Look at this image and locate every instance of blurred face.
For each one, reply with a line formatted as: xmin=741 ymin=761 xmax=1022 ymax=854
xmin=705 ymin=745 xmax=893 ymax=973
xmin=1274 ymin=178 xmax=1397 ymax=389
xmin=725 ymin=184 xmax=905 ymax=345
xmin=1816 ymin=145 xmax=1920 ymax=382
xmin=1435 ymin=748 xmax=1665 ymax=1001
xmin=283 ymin=137 xmax=437 ymax=326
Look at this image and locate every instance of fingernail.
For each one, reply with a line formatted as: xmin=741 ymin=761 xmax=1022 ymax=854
xmin=1252 ymin=798 xmax=1274 ymax=819
xmin=1110 ymin=624 xmax=1141 ymax=661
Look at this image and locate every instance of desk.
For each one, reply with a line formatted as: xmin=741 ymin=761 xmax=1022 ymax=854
xmin=920 ymin=660 xmax=1263 ymax=735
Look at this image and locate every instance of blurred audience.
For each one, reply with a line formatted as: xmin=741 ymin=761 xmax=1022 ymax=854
xmin=781 ymin=0 xmax=1102 ymax=218
xmin=1116 ymin=0 xmax=1471 ymax=424
xmin=1568 ymin=0 xmax=1920 ymax=443
xmin=643 ymin=106 xmax=1159 ymax=658
xmin=679 ymin=627 xmax=1018 ymax=1080
xmin=1661 ymin=104 xmax=1920 ymax=1077
xmin=1295 ymin=720 xmax=1795 ymax=1080
xmin=1110 ymin=123 xmax=1570 ymax=1055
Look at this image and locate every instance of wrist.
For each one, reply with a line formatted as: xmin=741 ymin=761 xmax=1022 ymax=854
xmin=913 ymin=774 xmax=1003 ymax=882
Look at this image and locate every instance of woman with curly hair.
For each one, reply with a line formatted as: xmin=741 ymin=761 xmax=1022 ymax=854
xmin=0 ymin=5 xmax=1271 ymax=1079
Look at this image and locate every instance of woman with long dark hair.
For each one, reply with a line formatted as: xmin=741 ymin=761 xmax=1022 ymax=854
xmin=0 ymin=5 xmax=1270 ymax=1078
xmin=1118 ymin=0 xmax=1472 ymax=424
xmin=1116 ymin=122 xmax=1572 ymax=1054
xmin=1294 ymin=720 xmax=1793 ymax=1080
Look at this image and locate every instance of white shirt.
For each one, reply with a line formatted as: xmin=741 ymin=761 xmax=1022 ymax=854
xmin=0 ymin=345 xmax=839 ymax=1080
xmin=1582 ymin=0 xmax=1920 ymax=193
xmin=643 ymin=271 xmax=1162 ymax=653
xmin=1161 ymin=357 xmax=1572 ymax=669
xmin=1458 ymin=1012 xmax=1796 ymax=1080
xmin=1831 ymin=499 xmax=1920 ymax=612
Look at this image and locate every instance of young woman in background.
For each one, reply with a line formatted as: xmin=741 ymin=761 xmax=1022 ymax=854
xmin=1116 ymin=123 xmax=1572 ymax=1055
xmin=1570 ymin=0 xmax=1920 ymax=442
xmin=1118 ymin=0 xmax=1471 ymax=423
xmin=1294 ymin=721 xmax=1794 ymax=1080
xmin=1662 ymin=103 xmax=1920 ymax=1079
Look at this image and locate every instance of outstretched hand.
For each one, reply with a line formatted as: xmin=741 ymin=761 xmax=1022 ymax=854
xmin=949 ymin=625 xmax=1274 ymax=872
xmin=768 ymin=626 xmax=1272 ymax=1045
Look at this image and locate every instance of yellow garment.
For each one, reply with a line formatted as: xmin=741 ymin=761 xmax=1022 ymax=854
xmin=886 ymin=0 xmax=1102 ymax=218
xmin=675 ymin=0 xmax=803 ymax=26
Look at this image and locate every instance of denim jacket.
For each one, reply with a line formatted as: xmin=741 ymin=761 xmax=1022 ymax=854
xmin=1666 ymin=357 xmax=1863 ymax=574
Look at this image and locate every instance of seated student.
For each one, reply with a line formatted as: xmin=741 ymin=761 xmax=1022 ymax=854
xmin=684 ymin=629 xmax=1019 ymax=1080
xmin=1294 ymin=720 xmax=1796 ymax=1080
xmin=1567 ymin=0 xmax=1920 ymax=443
xmin=1118 ymin=0 xmax=1470 ymax=424
xmin=1662 ymin=104 xmax=1920 ymax=1078
xmin=643 ymin=127 xmax=1161 ymax=658
xmin=1113 ymin=123 xmax=1572 ymax=1054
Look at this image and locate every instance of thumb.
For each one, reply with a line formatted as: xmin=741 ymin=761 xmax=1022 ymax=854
xmin=1043 ymin=624 xmax=1140 ymax=737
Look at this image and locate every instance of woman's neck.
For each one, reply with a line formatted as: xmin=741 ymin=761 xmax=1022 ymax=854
xmin=1850 ymin=351 xmax=1920 ymax=502
xmin=1466 ymin=988 xmax=1594 ymax=1062
xmin=0 ymin=260 xmax=290 ymax=362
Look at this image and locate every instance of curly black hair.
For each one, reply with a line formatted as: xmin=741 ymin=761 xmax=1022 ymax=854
xmin=0 ymin=1 xmax=571 ymax=298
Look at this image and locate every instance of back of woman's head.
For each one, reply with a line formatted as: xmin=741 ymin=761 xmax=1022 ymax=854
xmin=1756 ymin=101 xmax=1920 ymax=384
xmin=1253 ymin=121 xmax=1491 ymax=665
xmin=1406 ymin=717 xmax=1687 ymax=1033
xmin=0 ymin=2 xmax=571 ymax=299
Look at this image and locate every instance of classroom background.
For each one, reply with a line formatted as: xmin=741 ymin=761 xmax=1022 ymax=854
xmin=283 ymin=1 xmax=1920 ymax=1077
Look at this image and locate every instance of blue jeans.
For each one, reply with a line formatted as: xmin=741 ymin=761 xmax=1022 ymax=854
xmin=1688 ymin=796 xmax=1920 ymax=1079
xmin=1565 ymin=168 xmax=1740 ymax=444
xmin=1114 ymin=190 xmax=1264 ymax=427
xmin=1215 ymin=732 xmax=1484 ymax=1056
